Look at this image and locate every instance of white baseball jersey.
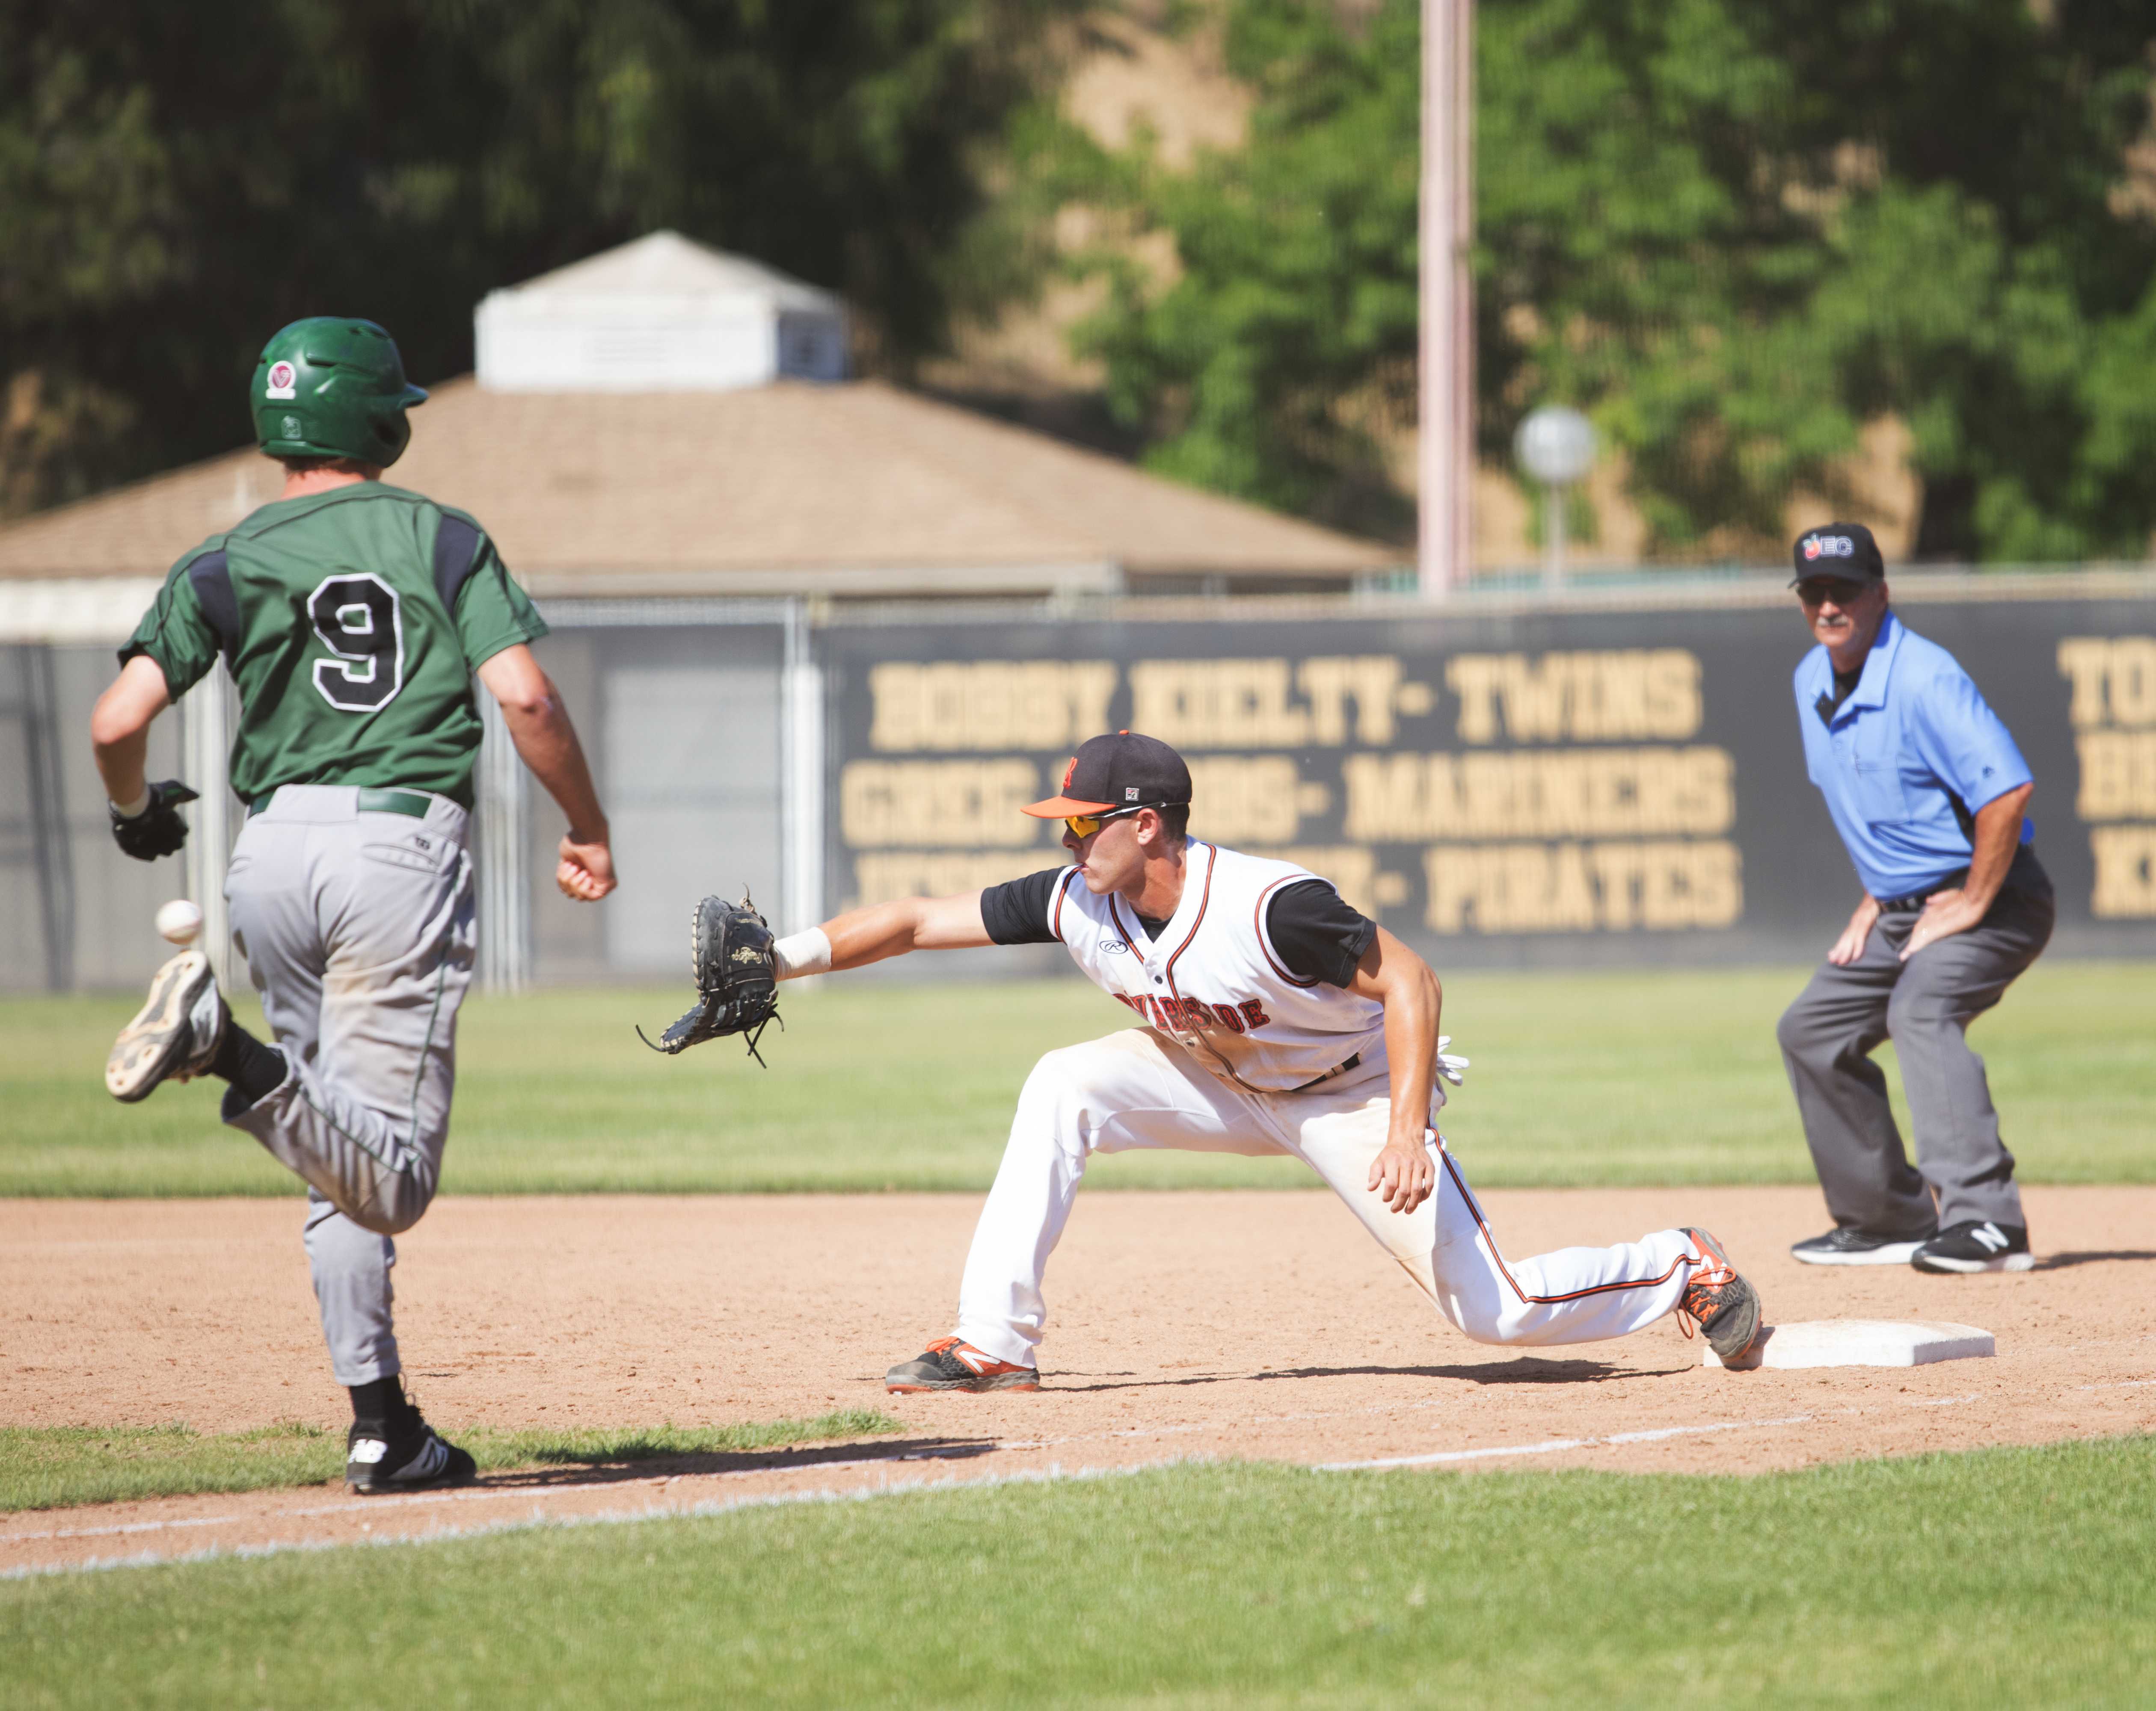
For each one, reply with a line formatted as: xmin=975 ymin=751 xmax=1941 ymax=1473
xmin=1038 ymin=841 xmax=1386 ymax=1094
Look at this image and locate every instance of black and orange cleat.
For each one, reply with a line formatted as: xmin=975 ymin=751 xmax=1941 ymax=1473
xmin=884 ymin=1336 xmax=1041 ymax=1394
xmin=1677 ymin=1227 xmax=1763 ymax=1362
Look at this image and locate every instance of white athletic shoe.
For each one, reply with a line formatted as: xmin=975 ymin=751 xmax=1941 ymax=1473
xmin=1789 ymin=1227 xmax=1931 ymax=1267
xmin=105 ymin=950 xmax=226 ymax=1103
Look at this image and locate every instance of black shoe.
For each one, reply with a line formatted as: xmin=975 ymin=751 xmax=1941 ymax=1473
xmin=1911 ymin=1220 xmax=2033 ymax=1275
xmin=1790 ymin=1226 xmax=1934 ymax=1267
xmin=1678 ymin=1228 xmax=1763 ymax=1363
xmin=346 ymin=1408 xmax=477 ymax=1494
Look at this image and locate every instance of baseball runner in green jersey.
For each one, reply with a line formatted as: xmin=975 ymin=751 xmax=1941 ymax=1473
xmin=91 ymin=317 xmax=616 ymax=1493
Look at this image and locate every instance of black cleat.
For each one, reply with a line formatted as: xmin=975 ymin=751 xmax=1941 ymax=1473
xmin=1911 ymin=1220 xmax=2033 ymax=1274
xmin=1679 ymin=1227 xmax=1763 ymax=1363
xmin=346 ymin=1408 xmax=477 ymax=1495
xmin=1790 ymin=1226 xmax=1933 ymax=1267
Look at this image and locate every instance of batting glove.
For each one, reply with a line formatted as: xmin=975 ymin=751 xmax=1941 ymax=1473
xmin=110 ymin=780 xmax=199 ymax=861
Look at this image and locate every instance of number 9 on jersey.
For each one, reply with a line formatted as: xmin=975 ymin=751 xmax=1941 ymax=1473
xmin=309 ymin=573 xmax=406 ymax=711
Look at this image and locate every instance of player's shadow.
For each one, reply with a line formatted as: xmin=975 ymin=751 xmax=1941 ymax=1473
xmin=470 ymin=1434 xmax=997 ymax=1492
xmin=2032 ymin=1249 xmax=2156 ymax=1271
xmin=1254 ymin=1356 xmax=1675 ymax=1386
xmin=1055 ymin=1356 xmax=1667 ymax=1391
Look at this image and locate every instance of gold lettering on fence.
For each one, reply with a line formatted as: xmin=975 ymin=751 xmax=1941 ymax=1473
xmin=2091 ymin=826 xmax=2156 ymax=918
xmin=1445 ymin=650 xmax=1702 ymax=744
xmin=1127 ymin=657 xmax=1418 ymax=749
xmin=2057 ymin=637 xmax=2156 ymax=729
xmin=2059 ymin=637 xmax=2156 ymax=918
xmin=869 ymin=661 xmax=1118 ymax=752
xmin=852 ymin=850 xmax=1057 ymax=909
xmin=840 ymin=759 xmax=1042 ymax=847
xmin=1422 ymin=842 xmax=1743 ymax=935
xmin=1343 ymin=747 xmax=1734 ymax=841
xmin=2074 ymin=730 xmax=2156 ymax=820
xmin=1186 ymin=756 xmax=1306 ymax=844
xmin=1295 ymin=657 xmax=1407 ymax=746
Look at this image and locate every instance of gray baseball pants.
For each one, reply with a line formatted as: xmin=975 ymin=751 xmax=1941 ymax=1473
xmin=222 ymin=785 xmax=475 ymax=1387
xmin=1775 ymin=849 xmax=2052 ymax=1235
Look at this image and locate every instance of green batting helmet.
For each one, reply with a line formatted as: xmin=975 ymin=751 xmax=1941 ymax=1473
xmin=251 ymin=318 xmax=427 ymax=468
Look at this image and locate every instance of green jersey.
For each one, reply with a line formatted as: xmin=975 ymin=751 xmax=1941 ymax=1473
xmin=124 ymin=482 xmax=547 ymax=807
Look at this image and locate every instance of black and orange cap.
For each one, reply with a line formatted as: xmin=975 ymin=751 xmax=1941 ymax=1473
xmin=1024 ymin=731 xmax=1193 ymax=818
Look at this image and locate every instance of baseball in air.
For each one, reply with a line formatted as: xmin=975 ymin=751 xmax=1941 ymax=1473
xmin=154 ymin=899 xmax=204 ymax=946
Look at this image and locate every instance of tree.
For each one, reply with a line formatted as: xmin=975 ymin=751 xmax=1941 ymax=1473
xmin=1062 ymin=0 xmax=2156 ymax=561
xmin=0 ymin=0 xmax=1077 ymax=515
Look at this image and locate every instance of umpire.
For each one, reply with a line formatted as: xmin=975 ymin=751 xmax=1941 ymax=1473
xmin=1776 ymin=523 xmax=2052 ymax=1275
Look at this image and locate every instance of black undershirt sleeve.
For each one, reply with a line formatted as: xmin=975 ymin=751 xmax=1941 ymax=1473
xmin=1265 ymin=880 xmax=1378 ymax=988
xmin=979 ymin=867 xmax=1071 ymax=946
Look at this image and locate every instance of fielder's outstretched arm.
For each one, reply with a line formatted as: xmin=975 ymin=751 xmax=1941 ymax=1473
xmin=1343 ymin=928 xmax=1444 ymax=1216
xmin=779 ymin=893 xmax=993 ymax=976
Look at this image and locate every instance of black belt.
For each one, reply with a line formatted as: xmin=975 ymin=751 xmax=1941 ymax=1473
xmin=1290 ymin=1051 xmax=1361 ymax=1092
xmin=1875 ymin=869 xmax=1970 ymax=912
xmin=250 ymin=787 xmax=433 ymax=819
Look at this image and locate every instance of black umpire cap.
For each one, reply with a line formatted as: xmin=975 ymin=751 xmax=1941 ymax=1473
xmin=1791 ymin=521 xmax=1886 ymax=586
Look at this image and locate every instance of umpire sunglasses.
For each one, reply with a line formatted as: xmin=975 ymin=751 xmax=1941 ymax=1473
xmin=1064 ymin=803 xmax=1172 ymax=838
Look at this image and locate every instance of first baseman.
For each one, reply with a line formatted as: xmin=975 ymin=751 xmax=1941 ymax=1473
xmin=757 ymin=731 xmax=1762 ymax=1390
xmin=92 ymin=318 xmax=615 ymax=1490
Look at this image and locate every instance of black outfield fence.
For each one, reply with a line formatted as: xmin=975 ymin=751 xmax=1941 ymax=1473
xmin=8 ymin=572 xmax=2155 ymax=989
xmin=820 ymin=575 xmax=2156 ymax=968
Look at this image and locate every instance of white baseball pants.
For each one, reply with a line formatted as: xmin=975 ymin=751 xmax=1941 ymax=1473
xmin=955 ymin=1028 xmax=1705 ymax=1369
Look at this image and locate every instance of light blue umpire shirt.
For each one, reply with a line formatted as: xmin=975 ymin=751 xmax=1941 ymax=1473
xmin=1794 ymin=610 xmax=2034 ymax=902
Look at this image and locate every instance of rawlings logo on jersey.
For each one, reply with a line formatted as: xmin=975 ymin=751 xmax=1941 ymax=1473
xmin=1114 ymin=992 xmax=1270 ymax=1035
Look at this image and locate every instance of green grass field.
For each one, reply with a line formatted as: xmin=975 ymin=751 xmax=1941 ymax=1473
xmin=0 ymin=1412 xmax=903 ymax=1513
xmin=6 ymin=1439 xmax=2154 ymax=1708
xmin=6 ymin=961 xmax=2152 ymax=1196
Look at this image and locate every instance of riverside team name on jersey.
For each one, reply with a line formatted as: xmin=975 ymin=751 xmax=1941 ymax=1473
xmin=1042 ymin=841 xmax=1387 ymax=1095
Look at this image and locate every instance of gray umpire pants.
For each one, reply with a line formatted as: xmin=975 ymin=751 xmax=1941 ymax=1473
xmin=222 ymin=786 xmax=475 ymax=1388
xmin=1775 ymin=847 xmax=2052 ymax=1236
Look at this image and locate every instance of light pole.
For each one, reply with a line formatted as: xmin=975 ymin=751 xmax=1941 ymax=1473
xmin=1513 ymin=405 xmax=1595 ymax=591
xmin=1418 ymin=0 xmax=1474 ymax=597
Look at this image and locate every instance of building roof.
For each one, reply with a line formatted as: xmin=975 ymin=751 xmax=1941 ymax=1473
xmin=483 ymin=228 xmax=843 ymax=318
xmin=0 ymin=378 xmax=1394 ymax=597
xmin=474 ymin=230 xmax=848 ymax=391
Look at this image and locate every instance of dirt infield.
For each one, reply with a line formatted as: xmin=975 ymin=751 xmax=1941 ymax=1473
xmin=6 ymin=1185 xmax=2154 ymax=1574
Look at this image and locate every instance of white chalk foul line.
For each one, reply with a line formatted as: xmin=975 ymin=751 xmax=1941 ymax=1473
xmin=0 ymin=1445 xmax=988 ymax=1548
xmin=0 ymin=1457 xmax=1204 ymax=1581
xmin=1313 ymin=1413 xmax=1817 ymax=1472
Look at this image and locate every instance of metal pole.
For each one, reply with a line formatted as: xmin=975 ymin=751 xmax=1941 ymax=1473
xmin=1418 ymin=0 xmax=1474 ymax=597
xmin=1544 ymin=486 xmax=1566 ymax=591
xmin=180 ymin=661 xmax=238 ymax=988
xmin=779 ymin=598 xmax=825 ymax=937
xmin=474 ymin=690 xmax=533 ymax=994
xmin=21 ymin=645 xmax=75 ymax=992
